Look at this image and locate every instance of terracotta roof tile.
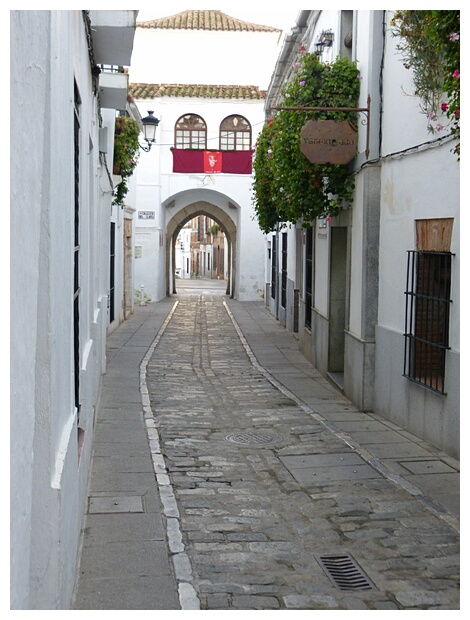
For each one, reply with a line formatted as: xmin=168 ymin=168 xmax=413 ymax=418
xmin=129 ymin=83 xmax=267 ymax=100
xmin=137 ymin=10 xmax=281 ymax=33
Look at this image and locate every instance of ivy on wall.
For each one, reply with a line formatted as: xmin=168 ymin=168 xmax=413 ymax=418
xmin=391 ymin=10 xmax=460 ymax=158
xmin=252 ymin=51 xmax=360 ymax=234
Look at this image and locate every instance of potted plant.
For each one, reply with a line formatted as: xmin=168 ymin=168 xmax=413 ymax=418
xmin=113 ymin=115 xmax=141 ymax=206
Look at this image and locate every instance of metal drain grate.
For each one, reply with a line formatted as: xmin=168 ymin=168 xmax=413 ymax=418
xmin=317 ymin=554 xmax=375 ymax=591
xmin=225 ymin=430 xmax=284 ymax=446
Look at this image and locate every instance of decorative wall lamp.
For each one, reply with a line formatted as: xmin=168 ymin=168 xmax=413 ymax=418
xmin=314 ymin=38 xmax=324 ymax=56
xmin=314 ymin=29 xmax=334 ymax=56
xmin=140 ymin=110 xmax=160 ymax=152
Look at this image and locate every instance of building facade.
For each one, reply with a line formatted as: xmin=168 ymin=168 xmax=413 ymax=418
xmin=262 ymin=10 xmax=459 ymax=458
xmin=128 ymin=10 xmax=283 ymax=302
xmin=10 ymin=10 xmax=138 ymax=608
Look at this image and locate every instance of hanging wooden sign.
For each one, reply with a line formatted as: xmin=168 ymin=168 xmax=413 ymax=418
xmin=300 ymin=120 xmax=358 ymax=164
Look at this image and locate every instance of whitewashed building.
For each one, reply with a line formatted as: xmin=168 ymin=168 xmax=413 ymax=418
xmin=128 ymin=10 xmax=283 ymax=301
xmin=10 ymin=10 xmax=138 ymax=608
xmin=262 ymin=10 xmax=459 ymax=458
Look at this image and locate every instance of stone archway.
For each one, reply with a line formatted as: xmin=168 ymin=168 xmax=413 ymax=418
xmin=166 ymin=200 xmax=237 ymax=297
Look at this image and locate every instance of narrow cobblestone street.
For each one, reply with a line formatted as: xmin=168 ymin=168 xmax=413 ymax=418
xmin=144 ymin=281 xmax=459 ymax=611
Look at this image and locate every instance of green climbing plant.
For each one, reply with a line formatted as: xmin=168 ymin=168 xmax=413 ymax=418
xmin=252 ymin=51 xmax=360 ymax=234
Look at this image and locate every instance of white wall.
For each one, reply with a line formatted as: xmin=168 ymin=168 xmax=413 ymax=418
xmin=372 ymin=12 xmax=460 ymax=456
xmin=10 ymin=10 xmax=122 ymax=608
xmin=378 ymin=12 xmax=459 ymax=345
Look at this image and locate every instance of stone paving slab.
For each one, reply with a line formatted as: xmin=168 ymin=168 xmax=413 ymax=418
xmin=88 ymin=495 xmax=145 ymax=514
xmin=74 ymin=574 xmax=179 ymax=610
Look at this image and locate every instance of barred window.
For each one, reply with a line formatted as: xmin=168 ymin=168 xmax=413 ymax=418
xmin=219 ymin=115 xmax=251 ymax=151
xmin=271 ymin=235 xmax=276 ymax=299
xmin=281 ymin=232 xmax=287 ymax=309
xmin=403 ymin=250 xmax=453 ymax=394
xmin=175 ymin=114 xmax=207 ymax=149
xmin=305 ymin=227 xmax=313 ymax=329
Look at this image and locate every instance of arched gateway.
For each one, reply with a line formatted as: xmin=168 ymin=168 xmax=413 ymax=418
xmin=164 ymin=194 xmax=238 ymax=298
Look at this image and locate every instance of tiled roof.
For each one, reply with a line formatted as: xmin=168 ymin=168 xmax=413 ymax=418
xmin=129 ymin=83 xmax=267 ymax=100
xmin=137 ymin=10 xmax=281 ymax=33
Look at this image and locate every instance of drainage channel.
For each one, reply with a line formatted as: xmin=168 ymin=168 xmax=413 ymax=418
xmin=316 ymin=554 xmax=377 ymax=591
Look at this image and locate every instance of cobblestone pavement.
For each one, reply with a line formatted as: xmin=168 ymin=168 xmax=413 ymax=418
xmin=145 ymin=291 xmax=459 ymax=611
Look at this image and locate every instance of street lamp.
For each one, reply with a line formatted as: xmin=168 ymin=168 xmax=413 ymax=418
xmin=140 ymin=110 xmax=160 ymax=152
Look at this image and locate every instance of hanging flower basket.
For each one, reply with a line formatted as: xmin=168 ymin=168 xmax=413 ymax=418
xmin=112 ymin=115 xmax=141 ymax=206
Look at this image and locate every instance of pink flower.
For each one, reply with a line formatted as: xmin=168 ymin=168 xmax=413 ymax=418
xmin=453 ymin=70 xmax=460 ymax=78
xmin=436 ymin=123 xmax=444 ymax=132
xmin=326 ymin=216 xmax=332 ymax=222
xmin=449 ymin=32 xmax=459 ymax=41
xmin=299 ymin=80 xmax=306 ymax=86
xmin=300 ymin=45 xmax=306 ymax=51
xmin=441 ymin=102 xmax=449 ymax=112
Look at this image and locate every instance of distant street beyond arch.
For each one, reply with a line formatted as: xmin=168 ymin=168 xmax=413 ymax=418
xmin=175 ymin=277 xmax=227 ymax=298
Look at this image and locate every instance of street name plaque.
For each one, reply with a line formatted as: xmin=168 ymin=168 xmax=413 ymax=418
xmin=300 ymin=120 xmax=357 ymax=164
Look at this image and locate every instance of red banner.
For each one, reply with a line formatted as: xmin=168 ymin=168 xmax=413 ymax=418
xmin=204 ymin=151 xmax=222 ymax=173
xmin=171 ymin=149 xmax=252 ymax=174
xmin=222 ymin=150 xmax=252 ymax=174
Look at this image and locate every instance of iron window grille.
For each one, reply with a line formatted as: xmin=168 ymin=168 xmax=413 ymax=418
xmin=281 ymin=232 xmax=287 ymax=309
xmin=271 ymin=236 xmax=277 ymax=299
xmin=403 ymin=250 xmax=453 ymax=394
xmin=109 ymin=223 xmax=115 ymax=323
xmin=305 ymin=227 xmax=313 ymax=329
xmin=73 ymin=81 xmax=81 ymax=417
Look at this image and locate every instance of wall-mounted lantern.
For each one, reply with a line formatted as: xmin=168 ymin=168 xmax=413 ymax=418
xmin=314 ymin=38 xmax=324 ymax=56
xmin=140 ymin=110 xmax=160 ymax=152
xmin=314 ymin=29 xmax=334 ymax=56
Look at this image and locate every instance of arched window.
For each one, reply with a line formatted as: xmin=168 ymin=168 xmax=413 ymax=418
xmin=175 ymin=114 xmax=207 ymax=149
xmin=219 ymin=115 xmax=251 ymax=151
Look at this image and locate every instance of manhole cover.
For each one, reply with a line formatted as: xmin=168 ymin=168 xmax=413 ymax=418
xmin=225 ymin=430 xmax=284 ymax=446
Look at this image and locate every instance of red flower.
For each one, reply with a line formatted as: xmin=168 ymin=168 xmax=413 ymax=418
xmin=441 ymin=102 xmax=449 ymax=112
